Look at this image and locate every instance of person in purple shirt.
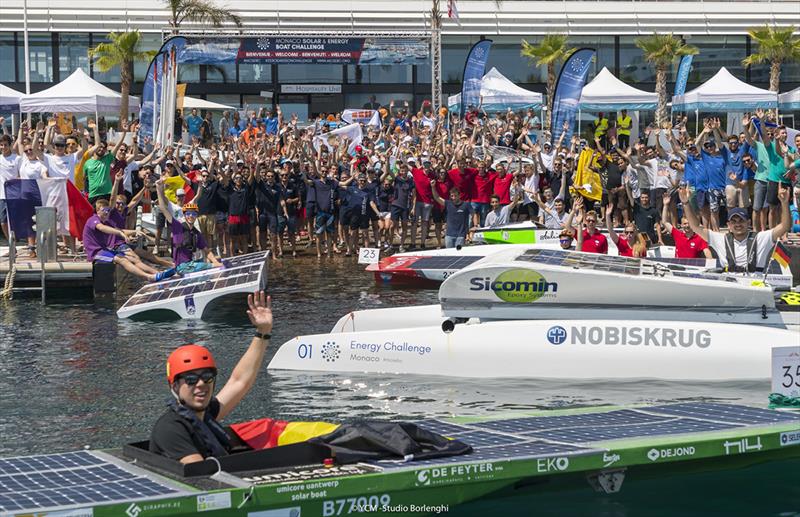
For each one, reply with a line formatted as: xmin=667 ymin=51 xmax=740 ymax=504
xmin=82 ymin=199 xmax=175 ymax=282
xmin=108 ymin=170 xmax=174 ymax=268
xmin=156 ymin=179 xmax=222 ymax=272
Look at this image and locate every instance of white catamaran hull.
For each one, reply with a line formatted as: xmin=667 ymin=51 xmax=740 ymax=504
xmin=268 ymin=319 xmax=798 ymax=380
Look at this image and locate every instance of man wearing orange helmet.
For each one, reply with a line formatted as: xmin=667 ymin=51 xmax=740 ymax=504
xmin=149 ymin=291 xmax=273 ymax=463
xmin=156 ymin=178 xmax=221 ymax=273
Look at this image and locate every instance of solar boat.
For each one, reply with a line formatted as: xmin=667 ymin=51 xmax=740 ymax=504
xmin=1 ymin=402 xmax=797 ymax=516
xmin=270 ymin=249 xmax=799 ymax=379
xmin=117 ymin=251 xmax=269 ymax=320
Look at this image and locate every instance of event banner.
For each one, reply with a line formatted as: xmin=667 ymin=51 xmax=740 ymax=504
xmin=550 ymin=48 xmax=595 ymax=144
xmin=460 ymin=39 xmax=493 ymax=117
xmin=178 ymin=37 xmax=430 ymax=65
xmin=674 ymin=55 xmax=693 ymax=97
xmin=342 ymin=109 xmax=381 ymax=127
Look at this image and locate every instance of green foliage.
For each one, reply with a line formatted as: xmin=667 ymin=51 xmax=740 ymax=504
xmin=520 ymin=34 xmax=576 ymax=66
xmin=88 ymin=31 xmax=156 ymax=72
xmin=742 ymin=25 xmax=800 ymax=68
xmin=166 ymin=0 xmax=242 ymax=28
xmin=634 ymin=33 xmax=698 ymax=69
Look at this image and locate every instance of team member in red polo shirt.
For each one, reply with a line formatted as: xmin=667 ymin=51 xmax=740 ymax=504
xmin=446 ymin=158 xmax=477 ymax=203
xmin=493 ymin=162 xmax=513 ymax=205
xmin=410 ymin=161 xmax=435 ymax=249
xmin=471 ymin=160 xmax=496 ymax=227
xmin=661 ymin=193 xmax=712 ymax=259
xmin=571 ymin=197 xmax=608 ymax=254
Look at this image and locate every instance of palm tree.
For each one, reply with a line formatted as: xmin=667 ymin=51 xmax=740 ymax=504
xmin=89 ymin=31 xmax=158 ymax=122
xmin=635 ymin=33 xmax=698 ymax=125
xmin=742 ymin=25 xmax=800 ymax=92
xmin=520 ymin=34 xmax=576 ymax=129
xmin=166 ymin=0 xmax=242 ymax=32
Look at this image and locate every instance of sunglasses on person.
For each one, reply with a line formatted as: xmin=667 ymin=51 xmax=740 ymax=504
xmin=24 ymin=148 xmax=33 ymax=153
xmin=623 ymin=230 xmax=635 ymax=235
xmin=179 ymin=369 xmax=216 ymax=385
xmin=54 ymin=143 xmax=66 ymax=148
xmin=98 ymin=207 xmax=111 ymax=214
xmin=183 ymin=210 xmax=198 ymax=217
xmin=585 ymin=219 xmax=597 ymax=224
xmin=115 ymin=200 xmax=125 ymax=206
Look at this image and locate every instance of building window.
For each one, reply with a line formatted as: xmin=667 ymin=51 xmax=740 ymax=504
xmin=206 ymin=62 xmax=236 ymax=83
xmin=18 ymin=33 xmax=53 ymax=83
xmin=346 ymin=65 xmax=412 ymax=84
xmin=278 ymin=64 xmax=342 ymax=83
xmin=0 ymin=33 xmax=14 ymax=83
xmin=90 ymin=34 xmax=120 ymax=83
xmin=59 ymin=34 xmax=90 ymax=78
xmin=567 ymin=36 xmax=615 ymax=82
xmin=619 ymin=36 xmax=663 ymax=84
xmin=133 ymin=33 xmax=163 ymax=82
xmin=344 ymin=93 xmax=412 ymax=112
xmin=486 ymin=44 xmax=542 ymax=84
xmin=442 ymin=43 xmax=470 ymax=84
xmin=688 ymin=35 xmax=747 ymax=81
xmin=239 ymin=63 xmax=271 ymax=83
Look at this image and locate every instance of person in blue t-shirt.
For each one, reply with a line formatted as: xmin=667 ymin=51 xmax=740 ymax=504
xmin=185 ymin=108 xmax=203 ymax=139
xmin=718 ymin=133 xmax=749 ymax=209
xmin=696 ymin=119 xmax=726 ymax=231
xmin=345 ymin=174 xmax=380 ymax=255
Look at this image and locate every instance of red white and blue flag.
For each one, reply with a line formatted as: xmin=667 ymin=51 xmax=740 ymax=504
xmin=4 ymin=178 xmax=94 ymax=239
xmin=448 ymin=0 xmax=459 ymax=20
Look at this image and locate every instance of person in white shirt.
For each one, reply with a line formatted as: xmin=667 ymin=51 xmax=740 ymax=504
xmin=485 ymin=192 xmax=521 ymax=228
xmin=679 ymin=184 xmax=791 ymax=272
xmin=0 ymin=134 xmax=21 ymax=241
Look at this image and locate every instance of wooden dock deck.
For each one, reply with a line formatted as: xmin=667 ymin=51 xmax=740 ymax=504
xmin=0 ymin=247 xmax=94 ymax=291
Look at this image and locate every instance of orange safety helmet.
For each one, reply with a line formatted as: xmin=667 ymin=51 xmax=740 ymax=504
xmin=167 ymin=344 xmax=217 ymax=384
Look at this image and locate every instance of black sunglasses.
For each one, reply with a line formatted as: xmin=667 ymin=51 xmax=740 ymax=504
xmin=180 ymin=370 xmax=216 ymax=385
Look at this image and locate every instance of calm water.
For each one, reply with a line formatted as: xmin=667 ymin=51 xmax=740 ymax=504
xmin=1 ymin=257 xmax=797 ymax=515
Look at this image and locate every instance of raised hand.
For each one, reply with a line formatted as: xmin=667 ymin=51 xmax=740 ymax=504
xmin=662 ymin=191 xmax=671 ymax=205
xmin=678 ymin=185 xmax=690 ymax=204
xmin=247 ymin=291 xmax=273 ymax=334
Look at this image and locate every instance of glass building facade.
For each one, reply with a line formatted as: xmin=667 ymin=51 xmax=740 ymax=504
xmin=1 ymin=33 xmax=798 ymax=116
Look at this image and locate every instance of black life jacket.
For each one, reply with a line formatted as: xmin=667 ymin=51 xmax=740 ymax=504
xmin=724 ymin=231 xmax=760 ymax=273
xmin=179 ymin=222 xmax=199 ymax=253
xmin=167 ymin=399 xmax=231 ymax=458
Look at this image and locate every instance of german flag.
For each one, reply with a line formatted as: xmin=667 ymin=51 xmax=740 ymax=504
xmin=773 ymin=240 xmax=791 ymax=269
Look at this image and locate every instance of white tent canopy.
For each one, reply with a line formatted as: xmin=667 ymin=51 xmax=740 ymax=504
xmin=579 ymin=67 xmax=657 ymax=111
xmin=20 ymin=69 xmax=140 ymax=114
xmin=779 ymin=86 xmax=800 ymax=111
xmin=0 ymin=84 xmax=23 ymax=112
xmin=672 ymin=67 xmax=777 ymax=111
xmin=182 ymin=96 xmax=235 ymax=111
xmin=448 ymin=67 xmax=543 ymax=113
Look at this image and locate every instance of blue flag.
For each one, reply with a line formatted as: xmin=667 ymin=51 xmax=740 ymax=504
xmin=550 ymin=48 xmax=595 ymax=144
xmin=674 ymin=55 xmax=693 ymax=97
xmin=460 ymin=40 xmax=493 ymax=118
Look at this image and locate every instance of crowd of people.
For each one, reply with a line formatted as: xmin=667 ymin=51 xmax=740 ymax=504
xmin=1 ymin=102 xmax=799 ymax=275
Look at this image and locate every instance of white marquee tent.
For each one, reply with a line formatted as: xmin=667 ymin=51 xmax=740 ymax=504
xmin=579 ymin=67 xmax=657 ymax=111
xmin=448 ymin=67 xmax=543 ymax=112
xmin=779 ymin=86 xmax=800 ymax=111
xmin=20 ymin=69 xmax=140 ymax=114
xmin=672 ymin=67 xmax=777 ymax=111
xmin=0 ymin=84 xmax=23 ymax=112
xmin=182 ymin=96 xmax=235 ymax=111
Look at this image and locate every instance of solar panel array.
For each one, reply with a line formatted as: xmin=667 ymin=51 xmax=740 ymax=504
xmin=408 ymin=255 xmax=483 ymax=271
xmin=515 ymin=248 xmax=642 ymax=276
xmin=121 ymin=251 xmax=268 ymax=308
xmin=378 ymin=403 xmax=799 ymax=470
xmin=0 ymin=451 xmax=187 ymax=514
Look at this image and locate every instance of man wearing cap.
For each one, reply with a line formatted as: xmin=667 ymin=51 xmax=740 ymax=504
xmin=150 ymin=291 xmax=273 ymax=463
xmin=679 ymin=183 xmax=791 ymax=272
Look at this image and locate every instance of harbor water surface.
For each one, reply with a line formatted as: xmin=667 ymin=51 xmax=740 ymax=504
xmin=1 ymin=257 xmax=798 ymax=516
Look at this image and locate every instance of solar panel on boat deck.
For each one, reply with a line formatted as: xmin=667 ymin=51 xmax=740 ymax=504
xmin=471 ymin=409 xmax=673 ymax=434
xmin=0 ymin=452 xmax=186 ymax=513
xmin=121 ymin=251 xmax=268 ymax=308
xmin=525 ymin=418 xmax=738 ymax=443
xmin=644 ymin=402 xmax=800 ymax=426
xmin=448 ymin=430 xmax=528 ymax=448
xmin=416 ymin=420 xmax=474 ymax=436
xmin=408 ymin=256 xmax=483 ymax=270
xmin=515 ymin=249 xmax=641 ymax=275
